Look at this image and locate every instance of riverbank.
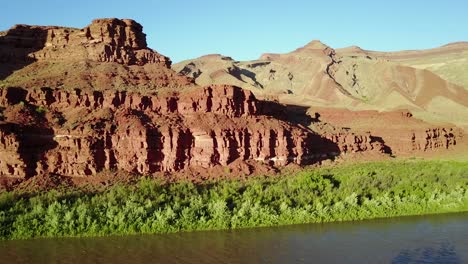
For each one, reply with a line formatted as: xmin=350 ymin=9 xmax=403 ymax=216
xmin=1 ymin=159 xmax=467 ymax=240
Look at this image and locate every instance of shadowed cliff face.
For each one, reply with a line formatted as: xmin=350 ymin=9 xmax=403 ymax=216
xmin=0 ymin=26 xmax=48 ymax=80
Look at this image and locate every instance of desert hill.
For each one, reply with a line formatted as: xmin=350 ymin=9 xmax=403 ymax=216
xmin=173 ymin=40 xmax=468 ymax=129
xmin=363 ymin=42 xmax=468 ymax=90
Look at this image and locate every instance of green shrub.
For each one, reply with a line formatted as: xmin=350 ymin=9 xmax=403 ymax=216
xmin=0 ymin=160 xmax=467 ymax=240
xmin=35 ymin=105 xmax=48 ymax=114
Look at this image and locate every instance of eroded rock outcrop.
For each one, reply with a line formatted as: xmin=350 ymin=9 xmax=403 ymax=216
xmin=411 ymin=128 xmax=460 ymax=151
xmin=0 ymin=18 xmax=169 ymax=66
xmin=323 ymin=131 xmax=383 ymax=154
xmin=0 ymin=125 xmax=27 ymax=177
xmin=0 ymin=18 xmax=192 ymax=89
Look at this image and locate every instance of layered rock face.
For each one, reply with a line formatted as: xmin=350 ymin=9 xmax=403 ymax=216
xmin=314 ymin=109 xmax=464 ymax=155
xmin=1 ymin=85 xmax=368 ymax=178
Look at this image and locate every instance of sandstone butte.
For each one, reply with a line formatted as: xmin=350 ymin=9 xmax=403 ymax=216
xmin=0 ymin=18 xmax=465 ymax=188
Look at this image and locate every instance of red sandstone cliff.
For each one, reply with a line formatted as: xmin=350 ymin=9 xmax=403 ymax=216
xmin=0 ymin=85 xmax=365 ymax=178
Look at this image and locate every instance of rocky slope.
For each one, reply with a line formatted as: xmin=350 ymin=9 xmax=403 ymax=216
xmin=365 ymin=42 xmax=468 ymax=91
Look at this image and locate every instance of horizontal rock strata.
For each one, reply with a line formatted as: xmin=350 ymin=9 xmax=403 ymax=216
xmin=1 ymin=85 xmax=373 ymax=178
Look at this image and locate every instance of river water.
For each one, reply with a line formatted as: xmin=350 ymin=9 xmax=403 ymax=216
xmin=1 ymin=212 xmax=467 ymax=264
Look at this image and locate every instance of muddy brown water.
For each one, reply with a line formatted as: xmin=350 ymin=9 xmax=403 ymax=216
xmin=1 ymin=212 xmax=467 ymax=264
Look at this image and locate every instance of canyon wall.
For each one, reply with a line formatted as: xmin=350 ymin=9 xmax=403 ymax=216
xmin=2 ymin=85 xmax=378 ymax=178
xmin=0 ymin=85 xmax=462 ymax=179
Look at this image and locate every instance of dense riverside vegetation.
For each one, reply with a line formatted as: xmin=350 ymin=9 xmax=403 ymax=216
xmin=0 ymin=160 xmax=467 ymax=240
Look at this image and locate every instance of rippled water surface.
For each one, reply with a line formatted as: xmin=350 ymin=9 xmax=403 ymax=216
xmin=1 ymin=212 xmax=467 ymax=264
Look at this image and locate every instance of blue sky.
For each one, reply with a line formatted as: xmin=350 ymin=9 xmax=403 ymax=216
xmin=2 ymin=0 xmax=467 ymax=62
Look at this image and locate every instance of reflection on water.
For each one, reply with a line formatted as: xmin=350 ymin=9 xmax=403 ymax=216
xmin=0 ymin=212 xmax=467 ymax=264
xmin=392 ymin=243 xmax=460 ymax=264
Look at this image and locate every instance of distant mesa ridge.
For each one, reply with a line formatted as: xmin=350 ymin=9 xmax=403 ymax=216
xmin=174 ymin=36 xmax=468 ymax=131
